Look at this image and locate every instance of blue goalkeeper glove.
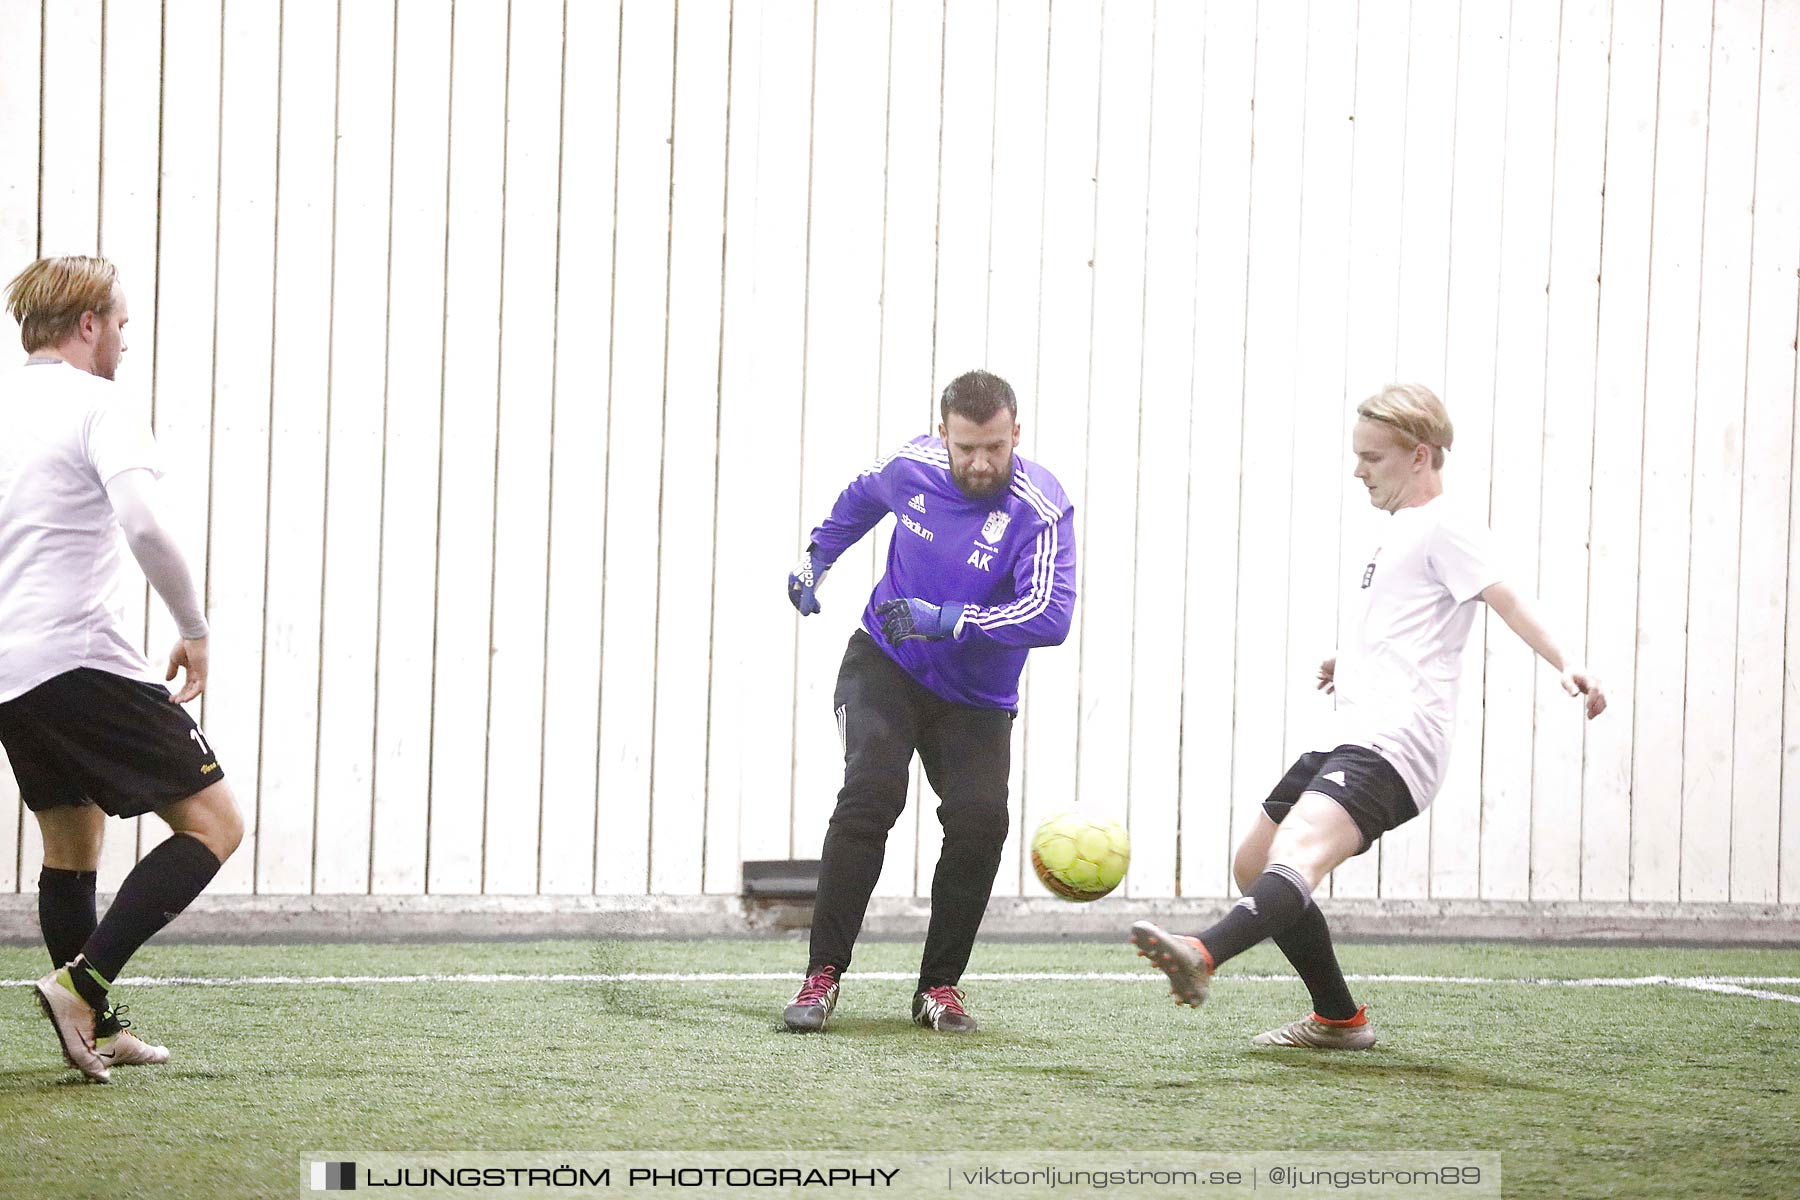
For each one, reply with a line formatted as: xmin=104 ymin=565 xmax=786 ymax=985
xmin=787 ymin=548 xmax=830 ymax=615
xmin=876 ymin=597 xmax=967 ymax=645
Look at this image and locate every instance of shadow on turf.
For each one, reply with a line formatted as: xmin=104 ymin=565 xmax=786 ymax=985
xmin=1244 ymin=1051 xmax=1566 ymax=1095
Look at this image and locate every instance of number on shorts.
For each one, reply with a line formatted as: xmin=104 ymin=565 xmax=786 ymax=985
xmin=190 ymin=728 xmax=213 ymax=757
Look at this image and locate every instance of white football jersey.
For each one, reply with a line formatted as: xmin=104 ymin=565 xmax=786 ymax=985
xmin=1328 ymin=495 xmax=1500 ymax=809
xmin=0 ymin=360 xmax=164 ymax=702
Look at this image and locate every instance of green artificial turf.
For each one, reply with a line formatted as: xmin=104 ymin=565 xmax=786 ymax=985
xmin=1 ymin=939 xmax=1795 ymax=1199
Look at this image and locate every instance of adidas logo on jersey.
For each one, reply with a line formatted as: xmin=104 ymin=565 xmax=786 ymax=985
xmin=908 ymin=493 xmax=927 ymax=513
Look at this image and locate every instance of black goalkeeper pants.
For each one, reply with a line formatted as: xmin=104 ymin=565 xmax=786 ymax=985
xmin=809 ymin=630 xmax=1013 ymax=993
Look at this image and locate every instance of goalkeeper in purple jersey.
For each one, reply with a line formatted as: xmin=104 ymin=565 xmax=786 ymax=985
xmin=780 ymin=370 xmax=1077 ymax=1034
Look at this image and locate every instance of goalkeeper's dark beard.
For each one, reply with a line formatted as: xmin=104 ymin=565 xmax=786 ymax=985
xmin=952 ymin=456 xmax=1013 ymax=500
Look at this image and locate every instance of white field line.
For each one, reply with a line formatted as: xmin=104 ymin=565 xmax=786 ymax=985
xmin=5 ymin=970 xmax=1799 ymax=1004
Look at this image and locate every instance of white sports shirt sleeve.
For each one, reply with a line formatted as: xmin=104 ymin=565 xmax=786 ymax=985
xmin=1328 ymin=498 xmax=1503 ymax=810
xmin=0 ymin=363 xmax=171 ymax=701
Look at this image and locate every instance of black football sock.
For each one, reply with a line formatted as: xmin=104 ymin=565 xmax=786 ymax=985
xmin=1272 ymin=901 xmax=1358 ymax=1020
xmin=81 ymin=834 xmax=223 ymax=985
xmin=1194 ymin=865 xmax=1314 ymax=968
xmin=38 ymin=866 xmax=99 ymax=969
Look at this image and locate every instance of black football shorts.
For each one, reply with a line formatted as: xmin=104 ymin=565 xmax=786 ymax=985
xmin=0 ymin=667 xmax=225 ymax=818
xmin=1261 ymin=744 xmax=1418 ymax=855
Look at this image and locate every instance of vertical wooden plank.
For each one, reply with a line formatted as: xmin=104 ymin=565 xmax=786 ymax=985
xmin=257 ymin=0 xmax=333 ymax=894
xmin=1124 ymin=0 xmax=1201 ymax=900
xmin=984 ymin=0 xmax=1048 ymax=415
xmin=1428 ymin=0 xmax=1506 ymax=900
xmin=648 ymin=0 xmax=732 ymax=896
xmin=538 ymin=0 xmax=622 ymax=895
xmin=1738 ymin=0 xmax=1800 ymax=905
xmin=0 ymin=0 xmax=40 ymax=890
xmin=705 ymin=0 xmax=811 ymax=884
xmin=1079 ymin=0 xmax=1151 ymax=877
xmin=1391 ymin=0 xmax=1458 ymax=390
xmin=37 ymin=0 xmax=100 ymax=253
xmin=987 ymin=0 xmax=1048 ymax=896
xmin=1375 ymin=0 xmax=1461 ymax=899
xmin=145 ymin=0 xmax=221 ymax=876
xmin=865 ymin=0 xmax=941 ymax=899
xmin=1581 ymin=0 xmax=1658 ymax=901
xmin=1286 ymin=0 xmax=1360 ymax=898
xmin=0 ymin=0 xmax=39 ymax=277
xmin=426 ymin=0 xmax=507 ymax=894
xmin=1024 ymin=0 xmax=1099 ymax=897
xmin=96 ymin=0 xmax=160 ymax=406
xmin=790 ymin=0 xmax=888 ymax=891
xmin=1178 ymin=0 xmax=1252 ymax=899
xmin=313 ymin=0 xmax=396 ymax=894
xmin=593 ymin=0 xmax=676 ymax=895
xmin=92 ymin=0 xmax=162 ymax=888
xmin=930 ymin=0 xmax=996 ymax=378
xmin=1679 ymin=0 xmax=1760 ymax=903
xmin=1479 ymin=0 xmax=1558 ymax=903
xmin=481 ymin=0 xmax=562 ymax=895
xmin=141 ymin=0 xmax=220 ymax=761
xmin=370 ymin=0 xmax=451 ymax=895
xmin=1343 ymin=0 xmax=1421 ymax=900
xmin=1631 ymin=0 xmax=1710 ymax=903
xmin=1228 ymin=0 xmax=1304 ymax=892
xmin=205 ymin=0 xmax=279 ymax=898
xmin=1530 ymin=0 xmax=1609 ymax=903
xmin=907 ymin=0 xmax=996 ymax=899
xmin=703 ymin=0 xmax=761 ymax=895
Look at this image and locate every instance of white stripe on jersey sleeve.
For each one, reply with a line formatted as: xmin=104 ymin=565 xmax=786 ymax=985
xmin=970 ymin=523 xmax=1058 ymax=631
xmin=1008 ymin=464 xmax=1061 ymax=523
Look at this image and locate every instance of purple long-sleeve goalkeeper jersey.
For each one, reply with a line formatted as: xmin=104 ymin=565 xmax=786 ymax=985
xmin=806 ymin=435 xmax=1077 ymax=711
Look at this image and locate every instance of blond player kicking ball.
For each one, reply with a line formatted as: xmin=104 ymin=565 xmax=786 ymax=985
xmin=1131 ymin=384 xmax=1605 ymax=1049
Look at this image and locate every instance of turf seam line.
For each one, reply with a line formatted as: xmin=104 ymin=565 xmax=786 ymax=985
xmin=4 ymin=970 xmax=1798 ymax=1006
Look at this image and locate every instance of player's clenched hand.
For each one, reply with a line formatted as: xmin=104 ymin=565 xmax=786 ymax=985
xmin=167 ymin=636 xmax=210 ymax=704
xmin=1317 ymin=656 xmax=1336 ymax=693
xmin=1561 ymin=668 xmax=1606 ymax=720
xmin=877 ymin=598 xmax=966 ymax=646
xmin=787 ymin=549 xmax=829 ymax=615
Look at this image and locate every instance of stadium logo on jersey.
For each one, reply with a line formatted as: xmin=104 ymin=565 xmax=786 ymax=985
xmin=900 ymin=513 xmax=934 ymax=542
xmin=981 ymin=510 xmax=1010 ymax=543
xmin=908 ymin=493 xmax=928 ymax=513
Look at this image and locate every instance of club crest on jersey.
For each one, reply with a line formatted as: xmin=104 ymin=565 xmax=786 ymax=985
xmin=981 ymin=510 xmax=1010 ymax=543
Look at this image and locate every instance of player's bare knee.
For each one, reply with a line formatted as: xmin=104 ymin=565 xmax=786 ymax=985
xmin=159 ymin=780 xmax=243 ymax=862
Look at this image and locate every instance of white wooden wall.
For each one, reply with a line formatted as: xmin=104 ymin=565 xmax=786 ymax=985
xmin=2 ymin=0 xmax=1797 ymax=906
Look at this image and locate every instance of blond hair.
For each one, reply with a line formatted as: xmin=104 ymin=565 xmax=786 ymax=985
xmin=4 ymin=256 xmax=121 ymax=353
xmin=1357 ymin=383 xmax=1453 ymax=469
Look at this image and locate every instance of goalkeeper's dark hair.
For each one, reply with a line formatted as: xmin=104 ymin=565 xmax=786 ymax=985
xmin=940 ymin=370 xmax=1017 ymax=426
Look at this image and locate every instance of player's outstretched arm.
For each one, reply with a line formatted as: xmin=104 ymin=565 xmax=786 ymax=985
xmin=791 ymin=448 xmax=922 ymax=617
xmin=106 ymin=468 xmax=211 ymax=703
xmin=1480 ymin=582 xmax=1606 ymax=719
